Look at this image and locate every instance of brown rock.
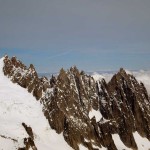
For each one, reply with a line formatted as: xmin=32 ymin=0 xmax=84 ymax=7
xmin=3 ymin=56 xmax=150 ymax=150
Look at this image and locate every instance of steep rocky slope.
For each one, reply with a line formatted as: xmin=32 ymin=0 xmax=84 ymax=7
xmin=2 ymin=55 xmax=150 ymax=150
xmin=0 ymin=57 xmax=72 ymax=150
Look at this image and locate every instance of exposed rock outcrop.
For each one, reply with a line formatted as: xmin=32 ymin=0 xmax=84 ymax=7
xmin=18 ymin=123 xmax=37 ymax=150
xmin=3 ymin=56 xmax=150 ymax=150
xmin=18 ymin=137 xmax=37 ymax=150
xmin=3 ymin=56 xmax=50 ymax=100
xmin=97 ymin=68 xmax=150 ymax=149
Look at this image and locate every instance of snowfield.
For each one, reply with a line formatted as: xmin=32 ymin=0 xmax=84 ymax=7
xmin=0 ymin=57 xmax=72 ymax=150
xmin=133 ymin=132 xmax=150 ymax=150
xmin=112 ymin=134 xmax=132 ymax=150
xmin=112 ymin=133 xmax=150 ymax=150
xmin=0 ymin=57 xmax=149 ymax=150
xmin=89 ymin=109 xmax=102 ymax=122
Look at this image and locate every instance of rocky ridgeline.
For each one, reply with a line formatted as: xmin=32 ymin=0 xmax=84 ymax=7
xmin=3 ymin=56 xmax=150 ymax=150
xmin=3 ymin=55 xmax=51 ymax=100
xmin=97 ymin=69 xmax=150 ymax=149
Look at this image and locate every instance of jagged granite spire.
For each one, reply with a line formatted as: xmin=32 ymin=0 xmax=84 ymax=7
xmin=2 ymin=56 xmax=150 ymax=150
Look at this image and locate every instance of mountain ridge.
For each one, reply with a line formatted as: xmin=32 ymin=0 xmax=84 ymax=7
xmin=1 ymin=55 xmax=150 ymax=150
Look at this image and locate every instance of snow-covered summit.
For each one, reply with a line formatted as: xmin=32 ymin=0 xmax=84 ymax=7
xmin=0 ymin=57 xmax=72 ymax=150
xmin=1 ymin=56 xmax=150 ymax=150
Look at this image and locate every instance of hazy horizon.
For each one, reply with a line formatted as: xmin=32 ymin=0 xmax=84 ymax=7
xmin=0 ymin=0 xmax=150 ymax=72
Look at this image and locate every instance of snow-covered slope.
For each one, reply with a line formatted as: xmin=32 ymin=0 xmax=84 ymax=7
xmin=89 ymin=109 xmax=102 ymax=122
xmin=133 ymin=132 xmax=150 ymax=150
xmin=112 ymin=134 xmax=132 ymax=150
xmin=0 ymin=57 xmax=72 ymax=150
xmin=112 ymin=133 xmax=150 ymax=150
xmin=1 ymin=56 xmax=150 ymax=150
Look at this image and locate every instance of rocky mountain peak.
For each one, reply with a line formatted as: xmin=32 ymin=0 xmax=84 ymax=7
xmin=2 ymin=56 xmax=150 ymax=150
xmin=119 ymin=67 xmax=126 ymax=74
xmin=70 ymin=65 xmax=79 ymax=73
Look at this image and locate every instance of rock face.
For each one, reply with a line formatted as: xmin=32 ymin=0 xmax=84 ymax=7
xmin=3 ymin=55 xmax=50 ymax=100
xmin=3 ymin=56 xmax=150 ymax=150
xmin=19 ymin=123 xmax=37 ymax=150
xmin=97 ymin=68 xmax=150 ymax=149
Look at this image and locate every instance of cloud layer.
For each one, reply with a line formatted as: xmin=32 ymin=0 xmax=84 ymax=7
xmin=132 ymin=70 xmax=150 ymax=94
xmin=92 ymin=70 xmax=150 ymax=95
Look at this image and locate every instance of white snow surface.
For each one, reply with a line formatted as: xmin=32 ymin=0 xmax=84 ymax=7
xmin=79 ymin=144 xmax=88 ymax=150
xmin=112 ymin=134 xmax=132 ymax=150
xmin=0 ymin=57 xmax=150 ymax=150
xmin=79 ymin=144 xmax=107 ymax=150
xmin=133 ymin=132 xmax=150 ymax=150
xmin=112 ymin=133 xmax=150 ymax=150
xmin=89 ymin=109 xmax=102 ymax=122
xmin=0 ymin=57 xmax=72 ymax=150
xmin=0 ymin=136 xmax=20 ymax=150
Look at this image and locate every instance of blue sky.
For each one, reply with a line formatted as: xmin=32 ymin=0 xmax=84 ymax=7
xmin=0 ymin=0 xmax=150 ymax=73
